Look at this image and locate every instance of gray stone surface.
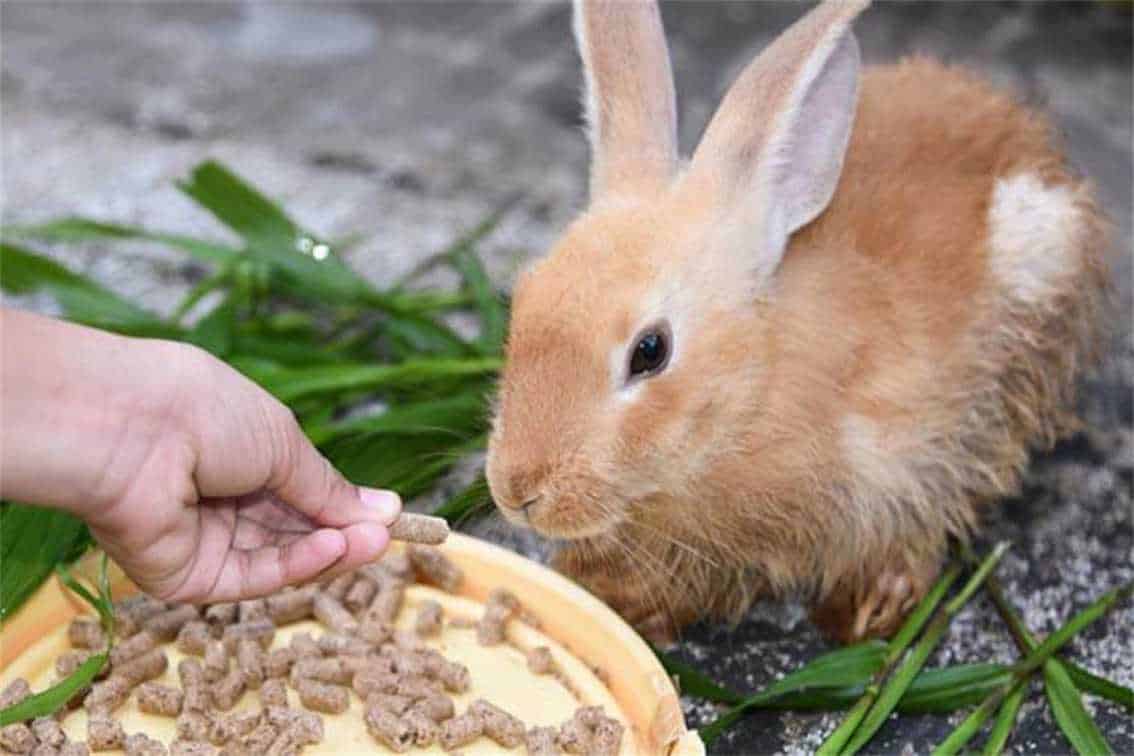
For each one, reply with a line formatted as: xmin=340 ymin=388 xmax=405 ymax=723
xmin=2 ymin=2 xmax=1130 ymax=754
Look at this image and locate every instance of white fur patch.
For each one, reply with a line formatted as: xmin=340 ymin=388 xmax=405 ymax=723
xmin=988 ymin=173 xmax=1080 ymax=304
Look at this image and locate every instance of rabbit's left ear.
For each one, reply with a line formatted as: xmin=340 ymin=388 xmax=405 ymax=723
xmin=686 ymin=0 xmax=869 ymax=277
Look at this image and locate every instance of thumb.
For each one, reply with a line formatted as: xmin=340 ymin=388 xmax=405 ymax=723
xmin=270 ymin=410 xmax=402 ymax=566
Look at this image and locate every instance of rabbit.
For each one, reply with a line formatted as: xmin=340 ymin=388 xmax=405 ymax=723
xmin=484 ymin=0 xmax=1109 ymax=643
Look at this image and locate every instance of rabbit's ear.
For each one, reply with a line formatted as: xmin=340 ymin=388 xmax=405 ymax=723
xmin=574 ymin=0 xmax=678 ymax=204
xmin=686 ymin=0 xmax=869 ymax=278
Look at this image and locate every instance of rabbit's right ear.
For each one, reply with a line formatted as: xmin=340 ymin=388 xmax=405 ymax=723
xmin=574 ymin=0 xmax=678 ymax=204
xmin=685 ymin=0 xmax=869 ymax=281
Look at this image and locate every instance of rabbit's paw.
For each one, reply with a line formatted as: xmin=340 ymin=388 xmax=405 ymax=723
xmin=812 ymin=565 xmax=932 ymax=643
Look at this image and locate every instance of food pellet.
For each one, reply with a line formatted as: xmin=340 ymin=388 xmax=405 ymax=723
xmin=526 ymin=646 xmax=555 ymax=675
xmin=87 ymin=716 xmax=125 ymax=751
xmin=263 ymin=707 xmax=322 ymax=746
xmin=110 ymin=631 xmax=157 ymax=668
xmin=414 ymin=600 xmax=443 ymax=637
xmin=381 ymin=551 xmax=413 ymax=580
xmin=236 ymin=639 xmax=265 ymax=689
xmin=312 ymin=593 xmax=357 ymax=635
xmin=114 ymin=649 xmax=168 ymax=687
xmin=136 ymin=682 xmax=183 ymax=717
xmin=388 ymin=513 xmax=449 ymax=545
xmin=364 ymin=705 xmax=413 ymax=753
xmin=365 ymin=579 xmax=406 ymax=625
xmin=470 ymin=699 xmax=525 ymax=748
xmin=403 ymin=708 xmax=440 ymax=748
xmin=221 ymin=620 xmax=275 ymax=652
xmin=31 ymin=742 xmax=58 ymax=756
xmin=0 ymin=723 xmax=35 ymax=754
xmin=175 ymin=711 xmax=212 ymax=742
xmin=291 ymin=657 xmax=351 ymax=685
xmin=123 ymin=732 xmax=166 ymax=756
xmin=556 ymin=717 xmax=592 ymax=754
xmin=203 ymin=641 xmax=228 ymax=683
xmin=439 ymin=712 xmax=483 ymax=751
xmin=59 ymin=743 xmax=89 ymax=756
xmin=288 ymin=632 xmax=321 ymax=659
xmin=356 ymin=617 xmax=393 ymax=645
xmin=411 ymin=693 xmax=455 ymax=723
xmin=68 ymin=617 xmax=107 ymax=650
xmin=211 ymin=668 xmax=246 ymax=711
xmin=294 ymin=679 xmax=348 ymax=714
xmin=143 ymin=605 xmax=199 ymax=642
xmin=239 ymin=722 xmax=277 ymax=753
xmin=352 ymin=666 xmax=398 ymax=698
xmin=366 ymin=692 xmax=412 ymax=715
xmin=113 ymin=595 xmax=166 ymax=638
xmin=238 ymin=599 xmax=268 ymax=623
xmin=321 ymin=574 xmax=354 ymax=601
xmin=407 ymin=546 xmax=462 ymax=592
xmin=177 ymin=659 xmax=210 ymax=713
xmin=265 ymin=729 xmax=297 ymax=756
xmin=84 ymin=677 xmax=131 ymax=713
xmin=477 ymin=589 xmax=520 ymax=646
xmin=264 ymin=647 xmax=297 ymax=679
xmin=56 ymin=649 xmax=93 ymax=678
xmin=204 ymin=603 xmax=237 ymax=629
xmin=260 ymin=678 xmax=288 ymax=708
xmin=435 ymin=660 xmax=471 ymax=693
xmin=382 ymin=647 xmax=425 ymax=678
xmin=265 ymin=587 xmax=317 ymax=625
xmin=590 ymin=716 xmax=625 ymax=755
xmin=176 ymin=622 xmax=211 ymax=656
xmin=170 ymin=740 xmax=213 ymax=756
xmin=208 ymin=709 xmax=261 ymax=745
xmin=343 ymin=578 xmax=377 ymax=613
xmin=31 ymin=718 xmax=65 ymax=748
xmin=315 ymin=634 xmax=370 ymax=658
xmin=395 ymin=675 xmax=443 ymax=702
xmin=526 ymin=726 xmax=561 ymax=756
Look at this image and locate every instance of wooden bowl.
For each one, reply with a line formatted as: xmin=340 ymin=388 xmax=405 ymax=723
xmin=0 ymin=532 xmax=704 ymax=755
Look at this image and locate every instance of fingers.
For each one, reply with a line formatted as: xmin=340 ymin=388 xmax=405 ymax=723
xmin=269 ymin=405 xmax=402 ymax=530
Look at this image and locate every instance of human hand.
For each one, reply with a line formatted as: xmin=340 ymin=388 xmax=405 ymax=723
xmin=0 ymin=308 xmax=401 ymax=603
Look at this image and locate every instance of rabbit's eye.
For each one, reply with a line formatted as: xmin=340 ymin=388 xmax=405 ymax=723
xmin=629 ymin=326 xmax=670 ymax=379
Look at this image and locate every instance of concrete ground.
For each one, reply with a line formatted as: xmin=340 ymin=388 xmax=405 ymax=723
xmin=2 ymin=2 xmax=1130 ymax=753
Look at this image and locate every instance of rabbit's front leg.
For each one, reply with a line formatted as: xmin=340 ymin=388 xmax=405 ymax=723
xmin=810 ymin=556 xmax=941 ymax=643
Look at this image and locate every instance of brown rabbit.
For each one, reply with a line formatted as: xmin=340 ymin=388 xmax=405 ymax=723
xmin=485 ymin=0 xmax=1108 ymax=643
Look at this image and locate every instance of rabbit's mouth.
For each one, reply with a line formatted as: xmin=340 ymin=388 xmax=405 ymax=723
xmin=513 ymin=489 xmax=626 ymax=541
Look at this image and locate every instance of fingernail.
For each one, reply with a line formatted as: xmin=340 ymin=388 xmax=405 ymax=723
xmin=359 ymin=487 xmax=401 ymax=524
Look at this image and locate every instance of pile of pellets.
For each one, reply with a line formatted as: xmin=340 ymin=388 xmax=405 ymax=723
xmin=0 ymin=525 xmax=625 ymax=755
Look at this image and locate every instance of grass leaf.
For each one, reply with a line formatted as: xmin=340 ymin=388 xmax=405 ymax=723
xmin=0 ymin=503 xmax=92 ymax=621
xmin=4 ymin=217 xmax=240 ymax=265
xmin=655 ymin=648 xmax=744 ymax=705
xmin=0 ymin=652 xmax=107 ymax=727
xmin=1044 ymin=657 xmax=1113 ymax=756
xmin=982 ymin=684 xmax=1027 ymax=756
xmin=246 ymin=358 xmax=501 ymax=404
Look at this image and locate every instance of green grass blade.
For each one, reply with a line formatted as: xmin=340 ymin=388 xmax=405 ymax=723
xmin=307 ymin=393 xmax=487 ymax=447
xmin=1066 ymin=664 xmax=1134 ymax=712
xmin=3 ymin=217 xmax=240 ymax=265
xmin=447 ymin=216 xmax=507 ymax=354
xmin=819 ymin=563 xmax=963 ymax=755
xmin=1044 ymin=659 xmax=1113 ymax=756
xmin=431 ymin=476 xmax=494 ymax=527
xmin=0 ymin=242 xmax=164 ymax=330
xmin=982 ymin=683 xmax=1026 ymax=756
xmin=655 ymin=649 xmax=745 ymax=705
xmin=246 ymin=358 xmax=501 ymax=404
xmin=843 ymin=543 xmax=1010 ymax=755
xmin=1 ymin=503 xmax=92 ymax=622
xmin=0 ymin=652 xmax=107 ymax=727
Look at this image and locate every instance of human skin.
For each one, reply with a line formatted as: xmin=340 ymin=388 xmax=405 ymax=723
xmin=0 ymin=306 xmax=401 ymax=603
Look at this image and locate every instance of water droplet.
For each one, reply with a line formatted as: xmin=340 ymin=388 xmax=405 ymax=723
xmin=312 ymin=244 xmax=330 ymax=261
xmin=296 ymin=236 xmax=315 ymax=254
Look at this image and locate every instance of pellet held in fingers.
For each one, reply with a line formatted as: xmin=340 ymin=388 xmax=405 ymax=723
xmin=294 ymin=679 xmax=348 ymax=714
xmin=364 ymin=705 xmax=413 ymax=754
xmin=407 ymin=546 xmax=462 ymax=592
xmin=143 ymin=604 xmax=199 ymax=641
xmin=136 ymin=682 xmax=183 ymax=717
xmin=388 ymin=513 xmax=449 ymax=545
xmin=470 ymin=699 xmax=525 ymax=748
xmin=311 ymin=593 xmax=357 ymax=635
xmin=68 ymin=617 xmax=107 ymax=650
xmin=438 ymin=712 xmax=483 ymax=751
